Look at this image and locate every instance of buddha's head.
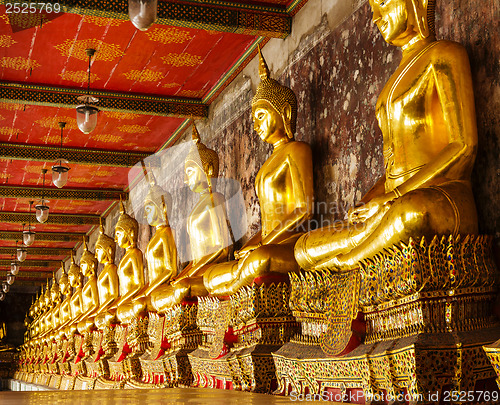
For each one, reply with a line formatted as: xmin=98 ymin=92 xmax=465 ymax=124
xmin=96 ymin=218 xmax=116 ymax=264
xmin=44 ymin=280 xmax=51 ymax=307
xmin=115 ymin=199 xmax=139 ymax=249
xmin=59 ymin=262 xmax=71 ymax=296
xmin=68 ymin=252 xmax=82 ymax=289
xmin=144 ymin=169 xmax=172 ymax=227
xmin=252 ymin=47 xmax=297 ymax=142
xmin=369 ymin=0 xmax=435 ymax=47
xmin=50 ymin=275 xmax=60 ymax=303
xmin=184 ymin=122 xmax=219 ymax=193
xmin=80 ymin=237 xmax=98 ymax=278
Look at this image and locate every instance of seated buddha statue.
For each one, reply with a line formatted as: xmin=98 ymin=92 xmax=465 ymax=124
xmin=154 ymin=123 xmax=230 ymax=309
xmin=65 ymin=253 xmax=84 ymax=336
xmin=203 ymin=48 xmax=314 ymax=296
xmin=113 ymin=200 xmax=145 ymax=326
xmin=47 ymin=276 xmax=61 ymax=337
xmin=130 ymin=170 xmax=177 ymax=310
xmin=294 ymin=0 xmax=478 ymax=273
xmin=76 ymin=238 xmax=99 ymax=335
xmin=56 ymin=262 xmax=72 ymax=339
xmin=93 ymin=221 xmax=120 ymax=330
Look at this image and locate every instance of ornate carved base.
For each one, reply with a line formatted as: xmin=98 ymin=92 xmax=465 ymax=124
xmin=483 ymin=339 xmax=500 ymax=390
xmin=274 ymin=328 xmax=500 ymax=403
xmin=190 ymin=281 xmax=297 ymax=393
xmin=94 ymin=376 xmax=124 ymax=390
xmin=48 ymin=374 xmax=62 ymax=389
xmin=74 ymin=375 xmax=97 ymax=390
xmin=60 ymin=374 xmax=76 ymax=390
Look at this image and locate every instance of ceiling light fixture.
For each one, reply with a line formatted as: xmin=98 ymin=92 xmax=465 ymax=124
xmin=128 ymin=0 xmax=157 ymax=31
xmin=76 ymin=48 xmax=99 ymax=134
xmin=6 ymin=273 xmax=15 ymax=285
xmin=10 ymin=254 xmax=19 ymax=276
xmin=0 ymin=292 xmax=4 ymax=301
xmin=35 ymin=169 xmax=50 ymax=223
xmin=16 ymin=238 xmax=27 ymax=263
xmin=2 ymin=282 xmax=10 ymax=293
xmin=52 ymin=122 xmax=70 ymax=188
xmin=23 ymin=201 xmax=36 ymax=246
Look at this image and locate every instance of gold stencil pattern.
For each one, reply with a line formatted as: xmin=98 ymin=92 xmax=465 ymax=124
xmin=161 ymin=53 xmax=202 ymax=67
xmin=0 ymin=127 xmax=20 ymax=136
xmin=92 ymin=170 xmax=113 ymax=177
xmin=22 ymin=165 xmax=45 ymax=174
xmin=54 ymin=39 xmax=124 ymax=62
xmin=0 ymin=57 xmax=40 ymax=70
xmin=122 ymin=69 xmax=164 ymax=82
xmin=69 ymin=177 xmax=91 ymax=184
xmin=118 ymin=125 xmax=150 ymax=134
xmin=69 ymin=200 xmax=94 ymax=206
xmin=178 ymin=89 xmax=205 ymax=98
xmin=0 ymin=102 xmax=27 ymax=111
xmin=36 ymin=116 xmax=78 ymax=130
xmin=0 ymin=115 xmax=4 ymax=121
xmin=0 ymin=35 xmax=16 ymax=47
xmin=146 ymin=28 xmax=193 ymax=44
xmin=0 ymin=15 xmax=8 ymax=25
xmin=91 ymin=134 xmax=123 ymax=143
xmin=59 ymin=71 xmax=100 ymax=84
xmin=0 ymin=173 xmax=12 ymax=179
xmin=84 ymin=15 xmax=123 ymax=27
xmin=162 ymin=82 xmax=180 ymax=89
xmin=104 ymin=112 xmax=140 ymax=120
xmin=43 ymin=135 xmax=68 ymax=144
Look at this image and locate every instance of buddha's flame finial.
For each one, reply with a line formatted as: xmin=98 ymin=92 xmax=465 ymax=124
xmin=119 ymin=195 xmax=125 ymax=214
xmin=71 ymin=250 xmax=75 ymax=264
xmin=99 ymin=217 xmax=104 ymax=234
xmin=82 ymin=236 xmax=87 ymax=251
xmin=192 ymin=120 xmax=201 ymax=144
xmin=258 ymin=45 xmax=270 ymax=81
xmin=60 ymin=261 xmax=66 ymax=274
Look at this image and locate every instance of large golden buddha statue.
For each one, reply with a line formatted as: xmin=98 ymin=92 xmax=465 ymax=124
xmin=203 ymin=49 xmax=314 ymax=296
xmin=94 ymin=220 xmax=119 ymax=330
xmin=57 ymin=262 xmax=72 ymax=337
xmin=76 ymin=238 xmax=99 ymax=335
xmin=114 ymin=200 xmax=145 ymax=325
xmin=155 ymin=123 xmax=230 ymax=309
xmin=131 ymin=170 xmax=177 ymax=309
xmin=294 ymin=0 xmax=477 ymax=272
xmin=67 ymin=252 xmax=84 ymax=331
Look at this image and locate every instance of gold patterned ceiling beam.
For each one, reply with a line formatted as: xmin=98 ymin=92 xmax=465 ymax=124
xmin=0 ymin=185 xmax=127 ymax=201
xmin=0 ymin=82 xmax=208 ymax=118
xmin=0 ymin=247 xmax=73 ymax=256
xmin=0 ymin=142 xmax=151 ymax=168
xmin=0 ymin=231 xmax=86 ymax=242
xmin=0 ymin=271 xmax=53 ymax=280
xmin=59 ymin=0 xmax=291 ymax=39
xmin=0 ymin=212 xmax=101 ymax=226
xmin=0 ymin=260 xmax=61 ymax=268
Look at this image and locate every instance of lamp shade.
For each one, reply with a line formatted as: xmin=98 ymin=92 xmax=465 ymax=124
xmin=52 ymin=159 xmax=70 ymax=188
xmin=76 ymin=104 xmax=99 ymax=134
xmin=17 ymin=246 xmax=27 ymax=262
xmin=0 ymin=292 xmax=4 ymax=301
xmin=129 ymin=0 xmax=157 ymax=31
xmin=6 ymin=273 xmax=15 ymax=285
xmin=10 ymin=261 xmax=20 ymax=275
xmin=35 ymin=203 xmax=50 ymax=223
xmin=23 ymin=229 xmax=35 ymax=246
xmin=2 ymin=282 xmax=9 ymax=293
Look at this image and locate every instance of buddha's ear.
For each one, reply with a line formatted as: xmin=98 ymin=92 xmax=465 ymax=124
xmin=283 ymin=102 xmax=294 ymax=138
xmin=410 ymin=0 xmax=431 ymax=39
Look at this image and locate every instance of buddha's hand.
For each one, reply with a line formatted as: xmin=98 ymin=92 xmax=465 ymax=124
xmin=348 ymin=194 xmax=396 ymax=224
xmin=234 ymin=243 xmax=261 ymax=260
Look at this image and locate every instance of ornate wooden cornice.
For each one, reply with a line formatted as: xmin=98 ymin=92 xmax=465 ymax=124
xmin=0 ymin=212 xmax=101 ymax=226
xmin=0 ymin=231 xmax=86 ymax=242
xmin=0 ymin=142 xmax=151 ymax=167
xmin=0 ymin=260 xmax=62 ymax=268
xmin=0 ymin=271 xmax=53 ymax=280
xmin=0 ymin=82 xmax=208 ymax=118
xmin=0 ymin=247 xmax=73 ymax=256
xmin=58 ymin=0 xmax=291 ymax=39
xmin=0 ymin=185 xmax=126 ymax=201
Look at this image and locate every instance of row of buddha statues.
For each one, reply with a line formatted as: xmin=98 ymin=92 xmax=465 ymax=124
xmin=16 ymin=0 xmax=497 ymax=394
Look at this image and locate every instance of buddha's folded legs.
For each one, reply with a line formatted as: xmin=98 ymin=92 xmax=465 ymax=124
xmin=95 ymin=311 xmax=117 ymax=330
xmin=296 ymin=181 xmax=477 ymax=272
xmin=150 ymin=277 xmax=207 ymax=313
xmin=116 ymin=298 xmax=147 ymax=325
xmin=204 ymin=243 xmax=299 ymax=296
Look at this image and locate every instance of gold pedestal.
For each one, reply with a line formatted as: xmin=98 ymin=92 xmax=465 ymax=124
xmin=273 ymin=235 xmax=499 ymax=401
xmin=189 ymin=281 xmax=297 ymax=392
xmin=483 ymin=340 xmax=500 ymax=390
xmin=48 ymin=374 xmax=62 ymax=389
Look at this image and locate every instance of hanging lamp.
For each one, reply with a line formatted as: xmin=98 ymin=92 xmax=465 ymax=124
xmin=35 ymin=169 xmax=50 ymax=223
xmin=16 ymin=235 xmax=27 ymax=263
xmin=51 ymin=122 xmax=70 ymax=188
xmin=2 ymin=282 xmax=10 ymax=293
xmin=6 ymin=273 xmax=15 ymax=285
xmin=10 ymin=253 xmax=19 ymax=276
xmin=76 ymin=49 xmax=99 ymax=134
xmin=128 ymin=0 xmax=157 ymax=31
xmin=0 ymin=292 xmax=4 ymax=301
xmin=23 ymin=201 xmax=36 ymax=246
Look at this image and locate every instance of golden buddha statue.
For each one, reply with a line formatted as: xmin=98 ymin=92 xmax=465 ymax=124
xmin=130 ymin=171 xmax=177 ymax=309
xmin=57 ymin=262 xmax=72 ymax=337
xmin=114 ymin=200 xmax=145 ymax=325
xmin=67 ymin=252 xmax=84 ymax=331
xmin=154 ymin=123 xmax=230 ymax=309
xmin=94 ymin=221 xmax=120 ymax=330
xmin=294 ymin=0 xmax=478 ymax=272
xmin=203 ymin=49 xmax=314 ymax=296
xmin=49 ymin=275 xmax=62 ymax=335
xmin=76 ymin=238 xmax=99 ymax=334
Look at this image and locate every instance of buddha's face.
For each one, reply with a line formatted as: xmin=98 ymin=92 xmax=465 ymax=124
xmin=80 ymin=256 xmax=96 ymax=277
xmin=115 ymin=227 xmax=131 ymax=249
xmin=144 ymin=202 xmax=159 ymax=226
xmin=370 ymin=0 xmax=413 ymax=46
xmin=59 ymin=277 xmax=70 ymax=295
xmin=50 ymin=287 xmax=59 ymax=302
xmin=184 ymin=161 xmax=208 ymax=193
xmin=68 ymin=268 xmax=81 ymax=288
xmin=252 ymin=100 xmax=285 ymax=143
